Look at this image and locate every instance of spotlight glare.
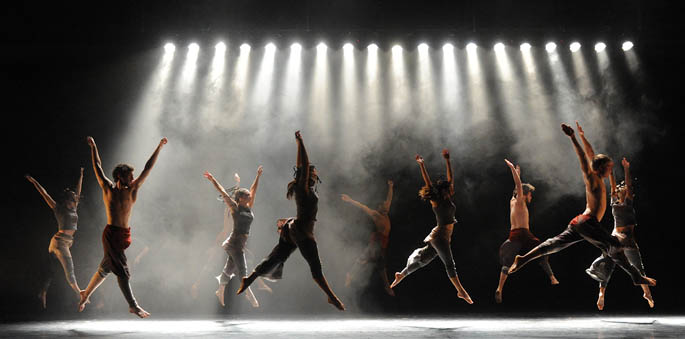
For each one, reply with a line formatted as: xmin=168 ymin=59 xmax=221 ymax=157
xmin=418 ymin=43 xmax=429 ymax=53
xmin=215 ymin=42 xmax=226 ymax=52
xmin=595 ymin=42 xmax=606 ymax=52
xmin=392 ymin=45 xmax=402 ymax=53
xmin=494 ymin=42 xmax=505 ymax=52
xmin=343 ymin=43 xmax=354 ymax=52
xmin=570 ymin=42 xmax=581 ymax=52
xmin=519 ymin=43 xmax=531 ymax=52
xmin=265 ymin=42 xmax=276 ymax=53
xmin=442 ymin=43 xmax=454 ymax=53
xmin=545 ymin=42 xmax=556 ymax=52
xmin=367 ymin=43 xmax=378 ymax=52
xmin=291 ymin=43 xmax=302 ymax=53
xmin=164 ymin=43 xmax=175 ymax=54
xmin=188 ymin=43 xmax=199 ymax=52
xmin=240 ymin=43 xmax=251 ymax=53
xmin=466 ymin=42 xmax=477 ymax=52
xmin=622 ymin=41 xmax=634 ymax=51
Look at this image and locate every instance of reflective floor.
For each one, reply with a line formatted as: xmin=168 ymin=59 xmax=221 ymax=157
xmin=1 ymin=316 xmax=683 ymax=338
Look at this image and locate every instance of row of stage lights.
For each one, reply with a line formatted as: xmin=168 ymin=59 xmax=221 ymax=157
xmin=162 ymin=41 xmax=635 ymax=54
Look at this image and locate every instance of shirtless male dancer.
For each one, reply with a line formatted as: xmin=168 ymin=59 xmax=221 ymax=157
xmin=495 ymin=159 xmax=559 ymax=303
xmin=508 ymin=123 xmax=656 ymax=291
xmin=78 ymin=136 xmax=167 ymax=318
xmin=341 ymin=179 xmax=394 ymax=296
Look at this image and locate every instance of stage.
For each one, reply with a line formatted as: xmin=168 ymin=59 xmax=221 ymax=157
xmin=1 ymin=316 xmax=682 ymax=338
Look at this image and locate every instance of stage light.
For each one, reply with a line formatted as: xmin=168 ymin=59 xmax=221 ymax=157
xmin=188 ymin=43 xmax=199 ymax=53
xmin=317 ymin=43 xmax=327 ymax=53
xmin=343 ymin=43 xmax=354 ymax=52
xmin=367 ymin=43 xmax=378 ymax=53
xmin=265 ymin=42 xmax=276 ymax=53
xmin=164 ymin=43 xmax=175 ymax=54
xmin=594 ymin=42 xmax=606 ymax=52
xmin=443 ymin=43 xmax=454 ymax=53
xmin=215 ymin=42 xmax=226 ymax=53
xmin=622 ymin=41 xmax=634 ymax=51
xmin=291 ymin=43 xmax=302 ymax=53
xmin=392 ymin=45 xmax=402 ymax=54
xmin=519 ymin=43 xmax=531 ymax=52
xmin=545 ymin=42 xmax=556 ymax=52
xmin=494 ymin=42 xmax=505 ymax=52
xmin=240 ymin=43 xmax=251 ymax=53
xmin=466 ymin=42 xmax=477 ymax=52
xmin=418 ymin=43 xmax=429 ymax=53
xmin=570 ymin=42 xmax=581 ymax=52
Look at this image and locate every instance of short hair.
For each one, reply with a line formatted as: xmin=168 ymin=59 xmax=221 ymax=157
xmin=112 ymin=163 xmax=134 ymax=182
xmin=592 ymin=154 xmax=612 ymax=172
xmin=234 ymin=188 xmax=250 ymax=201
xmin=513 ymin=183 xmax=535 ymax=197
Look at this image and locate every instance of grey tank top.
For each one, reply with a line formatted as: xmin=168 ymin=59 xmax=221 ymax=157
xmin=54 ymin=205 xmax=78 ymax=231
xmin=612 ymin=196 xmax=637 ymax=227
xmin=232 ymin=205 xmax=254 ymax=235
xmin=432 ymin=198 xmax=457 ymax=226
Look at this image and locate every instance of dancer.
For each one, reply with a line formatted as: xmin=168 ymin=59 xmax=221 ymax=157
xmin=203 ymin=166 xmax=263 ymax=308
xmin=495 ymin=160 xmax=559 ymax=303
xmin=340 ymin=179 xmax=394 ymax=296
xmin=237 ymin=131 xmax=345 ymax=311
xmin=78 ymin=136 xmax=167 ymax=318
xmin=390 ymin=149 xmax=473 ymax=304
xmin=585 ymin=156 xmax=654 ymax=310
xmin=508 ymin=123 xmax=656 ymax=290
xmin=25 ymin=169 xmax=84 ymax=308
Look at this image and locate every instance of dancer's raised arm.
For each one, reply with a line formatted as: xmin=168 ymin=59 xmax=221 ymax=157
xmin=576 ymin=121 xmax=595 ymax=164
xmin=131 ymin=138 xmax=168 ymax=190
xmin=74 ymin=167 xmax=84 ymax=205
xmin=204 ymin=171 xmax=238 ymax=212
xmin=295 ymin=131 xmax=311 ymax=193
xmin=561 ymin=124 xmax=591 ymax=179
xmin=382 ymin=180 xmax=394 ymax=212
xmin=341 ymin=194 xmax=374 ymax=216
xmin=505 ymin=159 xmax=523 ymax=202
xmin=25 ymin=175 xmax=57 ymax=209
xmin=416 ymin=154 xmax=432 ymax=188
xmin=609 ymin=169 xmax=618 ymax=199
xmin=248 ymin=166 xmax=263 ymax=208
xmin=442 ymin=149 xmax=455 ymax=195
xmin=87 ymin=136 xmax=113 ymax=189
xmin=622 ymin=157 xmax=633 ymax=198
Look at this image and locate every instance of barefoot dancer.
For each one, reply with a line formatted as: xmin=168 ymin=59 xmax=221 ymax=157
xmin=203 ymin=166 xmax=263 ymax=308
xmin=25 ymin=169 xmax=84 ymax=308
xmin=586 ymin=157 xmax=654 ymax=310
xmin=508 ymin=123 xmax=656 ymax=291
xmin=390 ymin=150 xmax=473 ymax=304
xmin=237 ymin=131 xmax=345 ymax=311
xmin=495 ymin=160 xmax=558 ymax=303
xmin=78 ymin=136 xmax=167 ymax=318
xmin=341 ymin=179 xmax=394 ymax=296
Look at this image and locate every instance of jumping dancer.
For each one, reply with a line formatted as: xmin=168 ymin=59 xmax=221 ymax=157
xmin=203 ymin=166 xmax=263 ymax=308
xmin=390 ymin=149 xmax=473 ymax=304
xmin=586 ymin=156 xmax=654 ymax=310
xmin=25 ymin=168 xmax=84 ymax=308
xmin=340 ymin=179 xmax=394 ymax=296
xmin=495 ymin=160 xmax=558 ymax=303
xmin=78 ymin=136 xmax=167 ymax=318
xmin=237 ymin=131 xmax=345 ymax=311
xmin=508 ymin=123 xmax=656 ymax=290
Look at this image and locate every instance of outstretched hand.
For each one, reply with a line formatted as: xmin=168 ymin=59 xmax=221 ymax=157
xmin=80 ymin=167 xmax=84 ymax=174
xmin=415 ymin=154 xmax=424 ymax=164
xmin=504 ymin=159 xmax=515 ymax=168
xmin=257 ymin=165 xmax=263 ymax=176
xmin=561 ymin=123 xmax=574 ymax=136
xmin=25 ymin=174 xmax=34 ymax=182
xmin=295 ymin=130 xmax=302 ymax=139
xmin=203 ymin=171 xmax=214 ymax=180
xmin=86 ymin=136 xmax=95 ymax=147
xmin=234 ymin=173 xmax=241 ymax=183
xmin=341 ymin=194 xmax=351 ymax=202
xmin=442 ymin=148 xmax=450 ymax=159
xmin=575 ymin=121 xmax=584 ymax=136
xmin=160 ymin=137 xmax=168 ymax=146
xmin=387 ymin=180 xmax=394 ymax=187
xmin=622 ymin=157 xmax=630 ymax=168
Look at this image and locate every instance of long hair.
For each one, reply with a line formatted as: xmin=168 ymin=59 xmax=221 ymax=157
xmin=287 ymin=165 xmax=319 ymax=200
xmin=419 ymin=179 xmax=451 ymax=201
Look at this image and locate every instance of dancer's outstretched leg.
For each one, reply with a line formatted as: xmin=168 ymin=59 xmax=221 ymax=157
xmin=238 ymin=239 xmax=296 ymax=295
xmin=79 ymin=271 xmax=106 ymax=312
xmin=391 ymin=245 xmax=437 ymax=288
xmin=297 ymin=237 xmax=344 ymax=310
xmin=495 ymin=270 xmax=508 ymax=304
xmin=509 ymin=225 xmax=583 ymax=274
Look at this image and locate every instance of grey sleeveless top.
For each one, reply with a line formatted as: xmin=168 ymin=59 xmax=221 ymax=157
xmin=612 ymin=196 xmax=637 ymax=227
xmin=432 ymin=198 xmax=457 ymax=226
xmin=232 ymin=205 xmax=254 ymax=235
xmin=54 ymin=205 xmax=78 ymax=231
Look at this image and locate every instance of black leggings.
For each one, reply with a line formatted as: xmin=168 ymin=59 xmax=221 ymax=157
xmin=251 ymin=219 xmax=324 ymax=281
xmin=516 ymin=215 xmax=649 ymax=285
xmin=587 ymin=228 xmax=647 ymax=288
xmin=399 ymin=236 xmax=458 ymax=278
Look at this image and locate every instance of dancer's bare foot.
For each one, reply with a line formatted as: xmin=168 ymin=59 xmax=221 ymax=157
xmin=550 ymin=276 xmax=560 ymax=285
xmin=190 ymin=283 xmax=199 ymax=299
xmin=38 ymin=290 xmax=47 ymax=309
xmin=78 ymin=290 xmax=91 ymax=312
xmin=244 ymin=289 xmax=260 ymax=308
xmin=643 ymin=292 xmax=655 ymax=308
xmin=327 ymin=297 xmax=345 ymax=311
xmin=642 ymin=277 xmax=657 ymax=287
xmin=257 ymin=281 xmax=273 ymax=294
xmin=508 ymin=256 xmax=522 ymax=274
xmin=390 ymin=272 xmax=404 ymax=288
xmin=597 ymin=292 xmax=605 ymax=311
xmin=215 ymin=287 xmax=225 ymax=307
xmin=457 ymin=289 xmax=474 ymax=304
xmin=129 ymin=305 xmax=150 ymax=318
xmin=495 ymin=289 xmax=502 ymax=304
xmin=236 ymin=277 xmax=250 ymax=295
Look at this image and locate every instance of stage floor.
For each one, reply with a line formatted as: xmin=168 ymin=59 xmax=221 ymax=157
xmin=1 ymin=316 xmax=683 ymax=338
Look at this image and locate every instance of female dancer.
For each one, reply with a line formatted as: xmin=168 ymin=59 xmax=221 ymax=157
xmin=390 ymin=150 xmax=473 ymax=304
xmin=585 ymin=157 xmax=654 ymax=310
xmin=25 ymin=168 xmax=83 ymax=308
xmin=204 ymin=166 xmax=263 ymax=308
xmin=237 ymin=131 xmax=345 ymax=311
